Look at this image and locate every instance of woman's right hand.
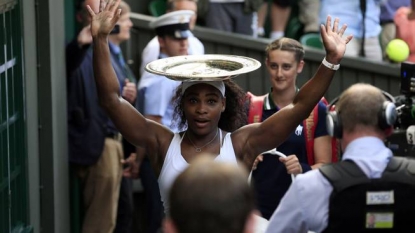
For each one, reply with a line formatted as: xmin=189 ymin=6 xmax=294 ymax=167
xmin=320 ymin=15 xmax=353 ymax=65
xmin=86 ymin=0 xmax=122 ymax=38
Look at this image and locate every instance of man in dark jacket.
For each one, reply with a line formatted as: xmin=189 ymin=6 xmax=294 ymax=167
xmin=66 ymin=1 xmax=137 ymax=232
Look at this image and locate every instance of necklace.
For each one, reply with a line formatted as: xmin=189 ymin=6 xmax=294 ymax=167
xmin=187 ymin=129 xmax=219 ymax=152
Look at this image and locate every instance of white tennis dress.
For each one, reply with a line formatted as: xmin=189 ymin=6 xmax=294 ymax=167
xmin=158 ymin=130 xmax=237 ymax=214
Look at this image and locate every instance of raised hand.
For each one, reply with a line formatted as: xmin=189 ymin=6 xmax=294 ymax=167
xmin=77 ymin=24 xmax=92 ymax=47
xmin=320 ymin=15 xmax=353 ymax=64
xmin=86 ymin=0 xmax=122 ymax=38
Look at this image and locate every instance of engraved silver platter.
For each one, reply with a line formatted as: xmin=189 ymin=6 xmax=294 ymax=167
xmin=145 ymin=54 xmax=261 ymax=81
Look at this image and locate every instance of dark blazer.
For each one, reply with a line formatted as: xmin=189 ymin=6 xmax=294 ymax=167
xmin=66 ymin=40 xmax=136 ymax=165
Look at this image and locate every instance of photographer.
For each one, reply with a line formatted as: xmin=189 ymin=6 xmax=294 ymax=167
xmin=266 ymin=83 xmax=415 ymax=233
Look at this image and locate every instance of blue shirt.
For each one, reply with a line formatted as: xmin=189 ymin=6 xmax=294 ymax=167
xmin=380 ymin=0 xmax=410 ymax=22
xmin=320 ymin=0 xmax=382 ymax=38
xmin=265 ymin=137 xmax=392 ymax=233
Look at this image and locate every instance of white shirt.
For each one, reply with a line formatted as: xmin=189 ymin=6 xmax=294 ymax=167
xmin=265 ymin=137 xmax=393 ymax=233
xmin=139 ymin=32 xmax=205 ymax=76
xmin=137 ymin=70 xmax=181 ymax=132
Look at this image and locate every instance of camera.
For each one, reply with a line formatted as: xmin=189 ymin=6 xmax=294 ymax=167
xmin=385 ymin=62 xmax=415 ymax=157
xmin=399 ymin=62 xmax=415 ymax=96
xmin=394 ymin=62 xmax=415 ymax=129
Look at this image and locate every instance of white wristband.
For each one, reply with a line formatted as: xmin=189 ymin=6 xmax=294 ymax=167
xmin=322 ymin=57 xmax=340 ymax=71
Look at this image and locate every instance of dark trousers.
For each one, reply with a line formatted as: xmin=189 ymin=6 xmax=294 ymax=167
xmin=114 ymin=177 xmax=134 ymax=233
xmin=114 ymin=138 xmax=135 ymax=233
xmin=140 ymin=157 xmax=164 ymax=233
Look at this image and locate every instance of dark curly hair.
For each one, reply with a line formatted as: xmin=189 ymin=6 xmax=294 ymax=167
xmin=171 ymin=80 xmax=248 ymax=132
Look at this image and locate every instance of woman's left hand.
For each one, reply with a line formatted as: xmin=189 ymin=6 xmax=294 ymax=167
xmin=279 ymin=154 xmax=302 ymax=175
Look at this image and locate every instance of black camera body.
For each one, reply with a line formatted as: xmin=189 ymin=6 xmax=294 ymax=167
xmin=386 ymin=62 xmax=415 ymax=157
xmin=400 ymin=62 xmax=415 ymax=96
xmin=395 ymin=62 xmax=415 ymax=129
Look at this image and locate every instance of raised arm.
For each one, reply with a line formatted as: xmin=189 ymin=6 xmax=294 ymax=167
xmin=86 ymin=0 xmax=173 ymax=152
xmin=66 ymin=31 xmax=90 ymax=80
xmin=234 ymin=16 xmax=353 ymax=169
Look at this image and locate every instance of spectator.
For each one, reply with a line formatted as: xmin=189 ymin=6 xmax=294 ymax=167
xmin=86 ymin=0 xmax=352 ymax=219
xmin=298 ymin=0 xmax=320 ymax=34
xmin=379 ymin=0 xmax=410 ymax=60
xmin=164 ymin=154 xmax=258 ymax=233
xmin=320 ymin=0 xmax=383 ymax=61
xmin=248 ymin=37 xmax=332 ymax=220
xmin=107 ymin=2 xmax=137 ymax=233
xmin=139 ymin=0 xmax=204 ymax=76
xmin=66 ymin=1 xmax=137 ymax=232
xmin=201 ymin=0 xmax=260 ymax=36
xmin=256 ymin=0 xmax=293 ymax=40
xmin=265 ymin=84 xmax=403 ymax=233
xmin=394 ymin=0 xmax=415 ymax=63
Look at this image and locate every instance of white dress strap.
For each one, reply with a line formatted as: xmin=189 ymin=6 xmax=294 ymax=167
xmin=180 ymin=131 xmax=186 ymax=143
xmin=219 ymin=129 xmax=223 ymax=146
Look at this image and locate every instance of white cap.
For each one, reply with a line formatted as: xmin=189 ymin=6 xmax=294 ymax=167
xmin=149 ymin=10 xmax=194 ymax=39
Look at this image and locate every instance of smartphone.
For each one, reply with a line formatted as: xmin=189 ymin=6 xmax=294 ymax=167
xmin=110 ymin=24 xmax=120 ymax=35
